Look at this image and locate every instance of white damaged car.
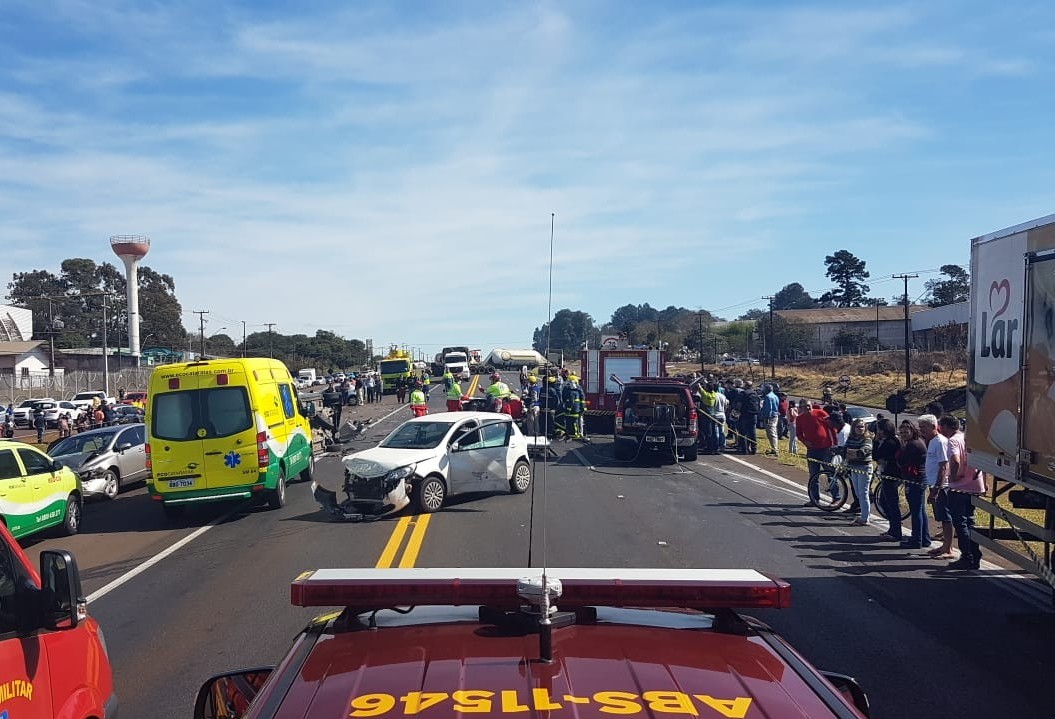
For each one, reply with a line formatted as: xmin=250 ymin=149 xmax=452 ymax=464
xmin=313 ymin=412 xmax=532 ymax=520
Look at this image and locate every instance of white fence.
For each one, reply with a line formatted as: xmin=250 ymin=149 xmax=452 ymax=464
xmin=1 ymin=369 xmax=155 ymax=405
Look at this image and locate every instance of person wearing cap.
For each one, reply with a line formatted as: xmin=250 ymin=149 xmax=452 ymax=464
xmin=541 ymin=375 xmax=563 ymax=438
xmin=409 ymin=385 xmax=428 ymax=417
xmin=481 ymin=372 xmax=510 ymax=413
xmin=445 ymin=372 xmax=464 ymax=412
xmin=524 ymin=375 xmax=542 ymax=436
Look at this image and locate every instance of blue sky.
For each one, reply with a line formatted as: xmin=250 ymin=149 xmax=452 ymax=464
xmin=2 ymin=1 xmax=1053 ymax=354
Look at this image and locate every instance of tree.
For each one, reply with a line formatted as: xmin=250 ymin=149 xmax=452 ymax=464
xmin=737 ymin=308 xmax=765 ymax=321
xmin=819 ymin=250 xmax=871 ymax=307
xmin=771 ymin=283 xmax=818 ymax=310
xmin=924 ymin=264 xmax=970 ymax=307
xmin=6 ymin=258 xmax=186 ymax=351
xmin=758 ymin=314 xmax=814 ymax=358
xmin=832 ymin=329 xmax=871 ymax=353
xmin=532 ymin=309 xmax=600 ymax=354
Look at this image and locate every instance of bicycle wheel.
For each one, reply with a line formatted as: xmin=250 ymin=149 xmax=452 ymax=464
xmin=872 ymin=478 xmax=910 ymax=521
xmin=808 ymin=470 xmax=848 ymax=511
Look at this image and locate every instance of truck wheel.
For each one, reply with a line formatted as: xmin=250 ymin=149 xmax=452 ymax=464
xmin=682 ymin=445 xmax=698 ymax=462
xmin=299 ymin=452 xmax=315 ymax=483
xmin=414 ymin=475 xmax=446 ymax=513
xmin=268 ymin=470 xmax=287 ymax=510
xmin=61 ymin=494 xmax=81 ymax=536
xmin=615 ymin=442 xmax=635 ymax=461
xmin=509 ymin=460 xmax=532 ymax=494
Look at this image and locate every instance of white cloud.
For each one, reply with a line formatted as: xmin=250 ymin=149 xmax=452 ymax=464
xmin=1 ymin=2 xmax=1048 ymax=346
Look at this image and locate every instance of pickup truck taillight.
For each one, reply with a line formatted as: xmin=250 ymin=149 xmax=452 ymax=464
xmin=615 ymin=411 xmax=623 ymax=433
xmin=688 ymin=409 xmax=698 ymax=437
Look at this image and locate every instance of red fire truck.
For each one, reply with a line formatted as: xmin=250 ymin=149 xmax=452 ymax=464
xmin=580 ymin=344 xmax=667 ymax=433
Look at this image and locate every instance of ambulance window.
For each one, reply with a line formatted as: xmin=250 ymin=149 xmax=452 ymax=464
xmin=278 ymin=384 xmax=295 ymax=419
xmin=16 ymin=449 xmax=52 ymax=475
xmin=204 ymin=388 xmax=252 ymax=438
xmin=0 ymin=449 xmax=20 ymax=480
xmin=153 ymin=392 xmax=196 ymax=441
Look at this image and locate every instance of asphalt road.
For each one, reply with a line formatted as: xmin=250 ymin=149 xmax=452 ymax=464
xmin=18 ymin=374 xmax=1053 ymax=719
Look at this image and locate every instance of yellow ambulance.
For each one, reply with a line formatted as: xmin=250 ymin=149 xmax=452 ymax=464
xmin=146 ymin=357 xmax=315 ymax=518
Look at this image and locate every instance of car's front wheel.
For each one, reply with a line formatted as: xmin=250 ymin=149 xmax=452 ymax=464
xmin=414 ymin=475 xmax=446 ymax=513
xmin=102 ymin=469 xmax=120 ymax=499
xmin=61 ymin=494 xmax=81 ymax=535
xmin=509 ymin=459 xmax=532 ymax=494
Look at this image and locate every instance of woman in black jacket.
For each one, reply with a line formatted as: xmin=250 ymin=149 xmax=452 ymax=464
xmin=872 ymin=418 xmax=903 ymax=540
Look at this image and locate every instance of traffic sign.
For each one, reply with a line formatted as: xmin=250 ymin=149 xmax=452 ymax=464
xmin=838 ymin=374 xmax=851 ymax=387
xmin=885 ymin=393 xmax=908 ymax=414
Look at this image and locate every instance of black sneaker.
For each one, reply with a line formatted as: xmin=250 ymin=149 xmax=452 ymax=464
xmin=947 ymin=558 xmax=976 ymax=570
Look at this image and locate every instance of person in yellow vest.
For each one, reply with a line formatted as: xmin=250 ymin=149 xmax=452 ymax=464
xmin=409 ymin=386 xmax=429 ymax=417
xmin=444 ymin=370 xmax=463 ymax=412
xmin=421 ymin=372 xmax=431 ymax=396
xmin=480 ymin=372 xmax=510 ymax=412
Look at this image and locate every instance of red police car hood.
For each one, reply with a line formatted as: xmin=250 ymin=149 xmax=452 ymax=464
xmin=273 ymin=617 xmax=841 ymax=719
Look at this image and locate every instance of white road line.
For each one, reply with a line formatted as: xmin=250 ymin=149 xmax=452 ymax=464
xmin=86 ymin=398 xmax=420 ymax=606
xmin=722 ymin=454 xmax=813 ymax=494
xmin=86 ymin=505 xmax=239 ymax=604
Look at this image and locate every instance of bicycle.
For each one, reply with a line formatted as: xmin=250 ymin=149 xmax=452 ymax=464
xmin=807 ymin=455 xmax=850 ymax=511
xmin=870 ymin=474 xmax=910 ymax=521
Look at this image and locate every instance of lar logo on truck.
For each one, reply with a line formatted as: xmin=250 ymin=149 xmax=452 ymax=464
xmin=980 ymin=279 xmax=1017 ymax=359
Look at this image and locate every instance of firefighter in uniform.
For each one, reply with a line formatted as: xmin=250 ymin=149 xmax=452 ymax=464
xmin=524 ymin=375 xmax=542 ymax=436
xmin=562 ymin=374 xmax=586 ymax=440
xmin=545 ymin=375 xmax=565 ymax=439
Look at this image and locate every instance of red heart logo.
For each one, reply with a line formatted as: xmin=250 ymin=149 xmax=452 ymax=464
xmin=989 ymin=279 xmax=1010 ymax=319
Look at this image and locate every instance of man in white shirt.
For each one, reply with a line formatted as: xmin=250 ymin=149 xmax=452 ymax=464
xmin=918 ymin=414 xmax=949 ymax=553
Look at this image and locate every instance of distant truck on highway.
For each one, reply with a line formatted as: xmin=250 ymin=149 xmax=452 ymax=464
xmin=442 ymin=350 xmax=472 ymax=380
xmin=298 ymin=368 xmax=318 ymax=384
xmin=484 ymin=348 xmax=547 ymax=370
xmin=966 ymin=213 xmax=1055 ymax=589
xmin=432 ymin=346 xmax=473 ymax=376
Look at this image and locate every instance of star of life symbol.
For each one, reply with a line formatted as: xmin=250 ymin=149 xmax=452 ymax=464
xmin=224 ymin=451 xmax=241 ymax=468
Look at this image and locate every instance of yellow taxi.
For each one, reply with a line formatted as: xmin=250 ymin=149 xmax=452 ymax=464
xmin=0 ymin=440 xmax=82 ymax=539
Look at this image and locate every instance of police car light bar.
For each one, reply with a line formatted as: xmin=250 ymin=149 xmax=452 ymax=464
xmin=290 ymin=568 xmax=791 ymax=610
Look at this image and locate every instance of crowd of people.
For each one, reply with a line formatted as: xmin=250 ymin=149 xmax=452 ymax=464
xmin=3 ymin=395 xmax=135 ymax=444
xmin=689 ymin=374 xmax=985 ymax=571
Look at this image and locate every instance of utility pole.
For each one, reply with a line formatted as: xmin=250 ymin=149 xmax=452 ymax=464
xmin=763 ymin=296 xmax=775 ymax=380
xmin=698 ymin=310 xmax=705 ymax=373
xmin=893 ymin=273 xmax=918 ymax=390
xmin=874 ymin=298 xmax=881 ymax=352
xmin=102 ymin=294 xmax=110 ymax=397
xmin=194 ymin=310 xmax=209 ymax=357
xmin=265 ymin=323 xmax=276 ymax=358
xmin=242 ymin=320 xmax=247 ymax=357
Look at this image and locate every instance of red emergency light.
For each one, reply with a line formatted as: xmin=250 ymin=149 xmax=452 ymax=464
xmin=290 ymin=568 xmax=790 ymax=611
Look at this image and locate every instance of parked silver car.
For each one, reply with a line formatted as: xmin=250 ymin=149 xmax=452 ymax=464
xmin=49 ymin=425 xmax=149 ymax=500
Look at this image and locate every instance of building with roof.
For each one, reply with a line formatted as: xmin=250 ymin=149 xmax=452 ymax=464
xmin=0 ymin=340 xmax=62 ymax=386
xmin=0 ymin=304 xmax=32 ymax=342
xmin=775 ymin=305 xmax=931 ymax=354
xmin=910 ymin=301 xmax=970 ymax=351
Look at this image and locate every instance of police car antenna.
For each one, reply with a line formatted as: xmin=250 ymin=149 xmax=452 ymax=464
xmin=528 ymin=213 xmax=554 ymax=573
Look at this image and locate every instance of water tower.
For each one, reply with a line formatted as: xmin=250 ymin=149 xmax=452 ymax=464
xmin=110 ymin=235 xmax=151 ymax=358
